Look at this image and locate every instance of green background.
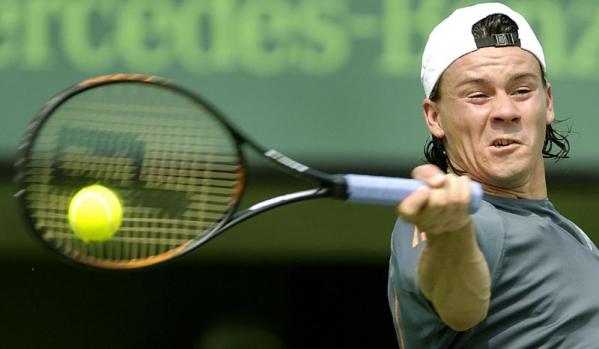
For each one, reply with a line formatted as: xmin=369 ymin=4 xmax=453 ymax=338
xmin=1 ymin=0 xmax=599 ymax=170
xmin=1 ymin=0 xmax=599 ymax=348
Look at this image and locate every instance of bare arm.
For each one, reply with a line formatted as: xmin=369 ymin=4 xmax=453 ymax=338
xmin=398 ymin=165 xmax=491 ymax=331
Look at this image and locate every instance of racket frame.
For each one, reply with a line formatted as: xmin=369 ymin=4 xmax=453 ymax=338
xmin=14 ymin=74 xmax=347 ymax=269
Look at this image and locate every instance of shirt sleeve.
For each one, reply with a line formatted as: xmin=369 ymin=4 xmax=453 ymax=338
xmin=387 ymin=218 xmax=458 ymax=348
xmin=387 ymin=200 xmax=506 ymax=348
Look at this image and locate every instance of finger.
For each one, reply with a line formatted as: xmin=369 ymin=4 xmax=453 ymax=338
xmin=412 ymin=208 xmax=444 ymax=234
xmin=426 ymin=175 xmax=472 ymax=234
xmin=418 ymin=175 xmax=462 ymax=234
xmin=456 ymin=175 xmax=472 ymax=212
xmin=446 ymin=174 xmax=471 ymax=212
xmin=398 ymin=186 xmax=430 ymax=222
xmin=427 ymin=179 xmax=448 ymax=215
xmin=436 ymin=174 xmax=471 ymax=216
xmin=412 ymin=164 xmax=447 ymax=188
xmin=446 ymin=174 xmax=462 ymax=209
xmin=411 ymin=164 xmax=445 ymax=182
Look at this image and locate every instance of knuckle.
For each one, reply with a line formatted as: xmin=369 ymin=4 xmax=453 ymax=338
xmin=398 ymin=201 xmax=418 ymax=221
xmin=428 ymin=193 xmax=447 ymax=210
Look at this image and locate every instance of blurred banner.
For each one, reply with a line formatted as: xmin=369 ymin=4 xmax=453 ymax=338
xmin=1 ymin=0 xmax=598 ymax=172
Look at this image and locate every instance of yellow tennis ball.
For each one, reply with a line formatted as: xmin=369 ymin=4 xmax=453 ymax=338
xmin=68 ymin=184 xmax=123 ymax=242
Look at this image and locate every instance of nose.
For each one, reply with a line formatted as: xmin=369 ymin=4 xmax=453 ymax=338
xmin=490 ymin=92 xmax=520 ymax=124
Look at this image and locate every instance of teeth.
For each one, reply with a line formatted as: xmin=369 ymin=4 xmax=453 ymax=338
xmin=494 ymin=140 xmax=512 ymax=147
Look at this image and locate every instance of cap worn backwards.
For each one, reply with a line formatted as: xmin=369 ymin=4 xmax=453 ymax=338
xmin=420 ymin=2 xmax=546 ymax=98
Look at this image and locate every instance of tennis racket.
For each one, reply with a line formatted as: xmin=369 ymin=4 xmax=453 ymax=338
xmin=15 ymin=74 xmax=483 ymax=269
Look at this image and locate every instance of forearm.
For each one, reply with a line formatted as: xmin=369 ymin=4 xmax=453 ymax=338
xmin=417 ymin=220 xmax=491 ymax=331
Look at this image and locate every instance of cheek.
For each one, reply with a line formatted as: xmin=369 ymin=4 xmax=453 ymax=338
xmin=437 ymin=102 xmax=489 ymax=153
xmin=534 ymin=120 xmax=547 ymax=148
xmin=530 ymin=105 xmax=550 ymax=144
xmin=443 ymin=110 xmax=485 ymax=145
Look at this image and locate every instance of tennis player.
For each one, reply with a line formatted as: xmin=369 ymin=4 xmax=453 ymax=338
xmin=388 ymin=3 xmax=599 ymax=348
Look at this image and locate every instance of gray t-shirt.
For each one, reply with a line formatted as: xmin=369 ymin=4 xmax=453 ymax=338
xmin=388 ymin=196 xmax=599 ymax=348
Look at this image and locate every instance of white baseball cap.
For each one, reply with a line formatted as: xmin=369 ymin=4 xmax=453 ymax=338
xmin=421 ymin=2 xmax=546 ymax=97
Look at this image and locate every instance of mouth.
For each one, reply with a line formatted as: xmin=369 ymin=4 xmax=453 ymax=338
xmin=490 ymin=138 xmax=520 ymax=148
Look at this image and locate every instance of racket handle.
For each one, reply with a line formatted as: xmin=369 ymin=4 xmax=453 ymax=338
xmin=343 ymin=174 xmax=483 ymax=213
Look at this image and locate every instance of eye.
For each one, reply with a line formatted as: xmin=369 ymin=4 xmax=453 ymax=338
xmin=514 ymin=87 xmax=531 ymax=95
xmin=467 ymin=92 xmax=487 ymax=99
xmin=466 ymin=92 xmax=489 ymax=103
xmin=510 ymin=87 xmax=533 ymax=100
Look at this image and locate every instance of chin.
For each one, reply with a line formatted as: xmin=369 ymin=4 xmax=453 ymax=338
xmin=476 ymin=157 xmax=529 ymax=184
xmin=482 ymin=162 xmax=535 ymax=187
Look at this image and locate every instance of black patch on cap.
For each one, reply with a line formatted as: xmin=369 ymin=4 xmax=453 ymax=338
xmin=475 ymin=32 xmax=520 ymax=48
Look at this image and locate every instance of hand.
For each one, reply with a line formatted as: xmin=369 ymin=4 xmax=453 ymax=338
xmin=398 ymin=164 xmax=473 ymax=236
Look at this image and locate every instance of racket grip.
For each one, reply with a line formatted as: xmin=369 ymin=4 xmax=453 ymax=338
xmin=343 ymin=174 xmax=483 ymax=213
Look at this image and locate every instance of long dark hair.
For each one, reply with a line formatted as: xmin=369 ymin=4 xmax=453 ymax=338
xmin=424 ymin=14 xmax=571 ymax=173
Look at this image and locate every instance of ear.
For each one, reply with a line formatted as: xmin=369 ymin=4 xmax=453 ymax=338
xmin=422 ymin=98 xmax=445 ymax=138
xmin=544 ymin=82 xmax=555 ymax=125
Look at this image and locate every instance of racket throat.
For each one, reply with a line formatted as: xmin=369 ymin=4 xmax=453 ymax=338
xmin=262 ymin=148 xmax=348 ymax=199
xmin=324 ymin=174 xmax=350 ymax=200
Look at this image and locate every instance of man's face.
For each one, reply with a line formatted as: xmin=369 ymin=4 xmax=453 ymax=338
xmin=423 ymin=47 xmax=554 ymax=192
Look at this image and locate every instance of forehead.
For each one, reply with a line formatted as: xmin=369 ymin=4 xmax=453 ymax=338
xmin=442 ymin=47 xmax=543 ymax=85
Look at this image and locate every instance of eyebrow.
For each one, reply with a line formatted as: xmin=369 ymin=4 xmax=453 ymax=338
xmin=509 ymin=72 xmax=539 ymax=82
xmin=455 ymin=78 xmax=487 ymax=88
xmin=455 ymin=72 xmax=539 ymax=88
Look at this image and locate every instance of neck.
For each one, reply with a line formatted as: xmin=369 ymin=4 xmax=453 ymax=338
xmin=449 ymin=159 xmax=549 ymax=200
xmin=481 ymin=175 xmax=547 ymax=200
xmin=485 ymin=161 xmax=548 ymax=200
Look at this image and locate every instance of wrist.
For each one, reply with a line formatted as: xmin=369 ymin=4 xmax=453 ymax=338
xmin=420 ymin=220 xmax=484 ymax=269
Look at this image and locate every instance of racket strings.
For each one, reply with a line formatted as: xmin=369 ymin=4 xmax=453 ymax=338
xmin=22 ymin=83 xmax=244 ymax=268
